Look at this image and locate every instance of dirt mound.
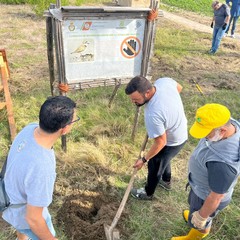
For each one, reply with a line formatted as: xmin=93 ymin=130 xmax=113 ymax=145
xmin=57 ymin=191 xmax=122 ymax=240
xmin=222 ymin=42 xmax=236 ymax=50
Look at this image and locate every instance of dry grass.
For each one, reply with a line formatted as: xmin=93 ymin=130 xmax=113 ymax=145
xmin=1 ymin=3 xmax=240 ymax=240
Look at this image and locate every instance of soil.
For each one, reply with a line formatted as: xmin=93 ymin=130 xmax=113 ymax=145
xmin=54 ymin=155 xmax=127 ymax=240
xmin=162 ymin=8 xmax=240 ymax=37
xmin=56 ymin=192 xmax=120 ymax=240
xmin=0 ymin=3 xmax=240 ymax=240
xmin=152 ymin=11 xmax=240 ymax=96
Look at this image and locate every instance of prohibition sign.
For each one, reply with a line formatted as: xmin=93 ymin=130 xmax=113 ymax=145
xmin=120 ymin=36 xmax=141 ymax=59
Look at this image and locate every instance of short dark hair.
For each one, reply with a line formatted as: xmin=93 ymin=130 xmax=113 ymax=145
xmin=39 ymin=96 xmax=76 ymax=133
xmin=212 ymin=1 xmax=219 ymax=7
xmin=125 ymin=76 xmax=153 ymax=95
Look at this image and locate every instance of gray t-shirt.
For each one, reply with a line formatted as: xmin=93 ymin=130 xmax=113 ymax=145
xmin=144 ymin=77 xmax=188 ymax=146
xmin=214 ymin=4 xmax=230 ymax=27
xmin=2 ymin=123 xmax=56 ymax=229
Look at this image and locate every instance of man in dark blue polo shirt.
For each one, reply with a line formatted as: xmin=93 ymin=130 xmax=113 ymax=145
xmin=209 ymin=1 xmax=230 ymax=54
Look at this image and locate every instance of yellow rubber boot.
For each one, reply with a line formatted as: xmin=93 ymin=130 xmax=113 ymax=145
xmin=171 ymin=228 xmax=209 ymax=240
xmin=182 ymin=210 xmax=189 ymax=222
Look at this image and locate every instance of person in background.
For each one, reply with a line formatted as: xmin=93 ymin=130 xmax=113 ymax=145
xmin=209 ymin=1 xmax=230 ymax=54
xmin=172 ymin=103 xmax=240 ymax=240
xmin=125 ymin=76 xmax=188 ymax=200
xmin=225 ymin=0 xmax=240 ymax=38
xmin=2 ymin=96 xmax=79 ymax=240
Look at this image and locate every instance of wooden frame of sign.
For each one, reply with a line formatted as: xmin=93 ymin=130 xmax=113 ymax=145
xmin=45 ymin=0 xmax=158 ymax=151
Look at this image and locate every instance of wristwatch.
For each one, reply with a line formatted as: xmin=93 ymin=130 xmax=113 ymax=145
xmin=141 ymin=156 xmax=148 ymax=163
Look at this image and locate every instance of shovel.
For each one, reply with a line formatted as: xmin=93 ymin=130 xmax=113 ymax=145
xmin=104 ymin=134 xmax=149 ymax=240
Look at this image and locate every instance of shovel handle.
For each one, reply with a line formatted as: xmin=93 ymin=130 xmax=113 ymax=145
xmin=139 ymin=134 xmax=149 ymax=158
xmin=109 ymin=134 xmax=149 ymax=231
xmin=109 ymin=168 xmax=137 ymax=230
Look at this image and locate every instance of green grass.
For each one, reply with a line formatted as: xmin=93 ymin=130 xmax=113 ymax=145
xmin=0 ymin=0 xmax=216 ymax=16
xmin=154 ymin=24 xmax=210 ymax=64
xmin=0 ymin=0 xmax=108 ymax=15
xmin=1 ymin=1 xmax=240 ymax=240
xmin=161 ymin=0 xmax=215 ymax=16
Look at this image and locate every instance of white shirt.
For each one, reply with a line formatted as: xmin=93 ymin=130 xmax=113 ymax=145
xmin=144 ymin=77 xmax=188 ymax=146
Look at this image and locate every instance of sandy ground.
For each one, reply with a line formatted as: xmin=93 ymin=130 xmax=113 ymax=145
xmin=162 ymin=10 xmax=240 ymax=39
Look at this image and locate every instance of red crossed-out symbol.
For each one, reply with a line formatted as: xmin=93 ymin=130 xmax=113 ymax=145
xmin=120 ymin=36 xmax=141 ymax=59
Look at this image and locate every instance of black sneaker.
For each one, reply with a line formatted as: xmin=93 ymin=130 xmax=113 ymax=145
xmin=159 ymin=180 xmax=172 ymax=191
xmin=131 ymin=188 xmax=153 ymax=200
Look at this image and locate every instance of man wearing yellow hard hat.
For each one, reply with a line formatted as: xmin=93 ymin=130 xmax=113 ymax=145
xmin=172 ymin=103 xmax=240 ymax=240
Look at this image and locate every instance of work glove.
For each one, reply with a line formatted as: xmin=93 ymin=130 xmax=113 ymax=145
xmin=191 ymin=211 xmax=208 ymax=230
xmin=222 ymin=22 xmax=227 ymax=30
xmin=210 ymin=22 xmax=214 ymax=28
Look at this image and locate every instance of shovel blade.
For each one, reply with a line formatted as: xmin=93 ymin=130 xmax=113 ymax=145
xmin=104 ymin=224 xmax=120 ymax=240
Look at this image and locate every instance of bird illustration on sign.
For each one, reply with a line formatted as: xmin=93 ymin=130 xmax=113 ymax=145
xmin=69 ymin=39 xmax=94 ymax=63
xmin=71 ymin=41 xmax=90 ymax=55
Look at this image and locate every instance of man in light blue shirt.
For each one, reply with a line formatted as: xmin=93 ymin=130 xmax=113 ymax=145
xmin=2 ymin=96 xmax=79 ymax=240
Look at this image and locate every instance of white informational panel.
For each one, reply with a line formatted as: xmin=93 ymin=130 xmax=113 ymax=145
xmin=62 ymin=18 xmax=146 ymax=83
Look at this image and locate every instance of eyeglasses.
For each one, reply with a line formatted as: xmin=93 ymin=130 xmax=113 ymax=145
xmin=62 ymin=116 xmax=80 ymax=128
xmin=68 ymin=116 xmax=80 ymax=125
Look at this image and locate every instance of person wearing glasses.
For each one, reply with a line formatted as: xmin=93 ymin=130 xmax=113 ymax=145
xmin=125 ymin=76 xmax=188 ymax=200
xmin=209 ymin=1 xmax=230 ymax=54
xmin=2 ymin=96 xmax=79 ymax=240
xmin=172 ymin=103 xmax=240 ymax=240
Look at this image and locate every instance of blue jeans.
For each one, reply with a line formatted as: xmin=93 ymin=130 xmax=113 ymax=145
xmin=226 ymin=15 xmax=239 ymax=35
xmin=16 ymin=215 xmax=56 ymax=240
xmin=211 ymin=25 xmax=228 ymax=53
xmin=145 ymin=141 xmax=186 ymax=196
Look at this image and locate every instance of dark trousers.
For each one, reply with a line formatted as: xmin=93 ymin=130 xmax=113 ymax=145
xmin=187 ymin=189 xmax=229 ymax=229
xmin=145 ymin=141 xmax=186 ymax=196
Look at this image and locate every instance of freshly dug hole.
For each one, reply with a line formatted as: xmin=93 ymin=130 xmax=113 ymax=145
xmin=57 ymin=191 xmax=122 ymax=240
